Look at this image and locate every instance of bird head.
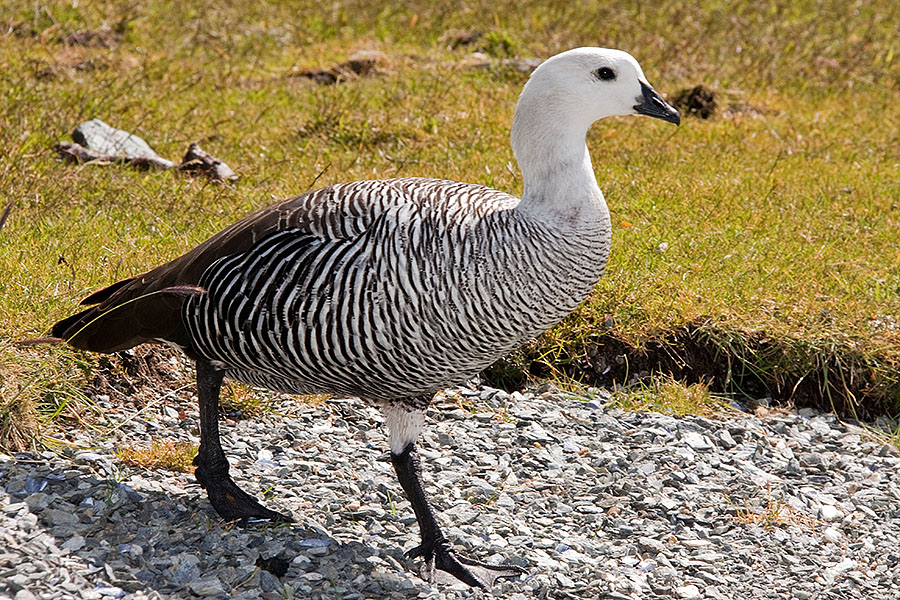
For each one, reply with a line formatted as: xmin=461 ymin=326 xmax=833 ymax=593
xmin=518 ymin=47 xmax=681 ymax=130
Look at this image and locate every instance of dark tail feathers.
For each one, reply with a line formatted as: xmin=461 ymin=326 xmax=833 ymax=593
xmin=51 ymin=285 xmax=204 ymax=353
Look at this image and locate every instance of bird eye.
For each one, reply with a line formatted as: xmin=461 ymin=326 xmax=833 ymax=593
xmin=594 ymin=67 xmax=616 ymax=81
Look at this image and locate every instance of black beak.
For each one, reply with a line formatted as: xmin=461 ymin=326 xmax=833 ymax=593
xmin=634 ymin=81 xmax=681 ymax=125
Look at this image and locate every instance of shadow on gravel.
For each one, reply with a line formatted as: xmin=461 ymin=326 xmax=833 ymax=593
xmin=0 ymin=455 xmax=397 ymax=599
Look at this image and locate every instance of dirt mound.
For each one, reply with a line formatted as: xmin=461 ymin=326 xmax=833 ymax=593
xmin=673 ymin=85 xmax=717 ymax=119
xmin=85 ymin=345 xmax=194 ymax=408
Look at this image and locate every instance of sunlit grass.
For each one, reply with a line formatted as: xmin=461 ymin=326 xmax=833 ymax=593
xmin=609 ymin=376 xmax=735 ymax=418
xmin=115 ymin=440 xmax=198 ymax=472
xmin=219 ymin=382 xmax=274 ymax=419
xmin=0 ymin=340 xmax=96 ymax=451
xmin=731 ymin=483 xmax=820 ymax=532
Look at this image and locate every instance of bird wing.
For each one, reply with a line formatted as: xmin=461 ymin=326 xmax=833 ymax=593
xmin=52 ymin=179 xmax=425 ymax=353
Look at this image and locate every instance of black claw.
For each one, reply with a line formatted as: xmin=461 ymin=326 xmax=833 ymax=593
xmin=405 ymin=535 xmax=448 ymax=561
xmin=204 ymin=475 xmax=293 ymax=523
xmin=410 ymin=538 xmax=525 ymax=588
xmin=390 ymin=441 xmax=525 ymax=588
xmin=434 ymin=550 xmax=487 ymax=589
xmin=191 ymin=361 xmax=291 ymax=524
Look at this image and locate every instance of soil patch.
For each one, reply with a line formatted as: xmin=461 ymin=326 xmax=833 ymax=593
xmin=291 ymin=51 xmax=386 ymax=85
xmin=61 ymin=29 xmax=122 ymax=48
xmin=487 ymin=320 xmax=898 ymax=420
xmin=673 ymin=85 xmax=717 ymax=119
xmin=84 ymin=345 xmax=194 ymax=409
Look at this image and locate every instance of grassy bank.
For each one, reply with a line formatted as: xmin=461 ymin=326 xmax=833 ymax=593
xmin=1 ymin=0 xmax=899 ymax=449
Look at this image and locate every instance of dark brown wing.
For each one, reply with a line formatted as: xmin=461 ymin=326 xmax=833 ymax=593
xmin=52 ymin=189 xmax=327 ymax=353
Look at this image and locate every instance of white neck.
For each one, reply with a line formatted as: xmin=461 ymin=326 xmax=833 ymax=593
xmin=510 ymin=90 xmax=607 ymax=225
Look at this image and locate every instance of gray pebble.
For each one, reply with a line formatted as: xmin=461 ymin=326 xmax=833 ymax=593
xmin=189 ymin=577 xmax=226 ymax=596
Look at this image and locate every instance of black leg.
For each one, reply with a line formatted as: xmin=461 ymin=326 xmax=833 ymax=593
xmin=193 ymin=359 xmax=292 ymax=523
xmin=391 ymin=442 xmax=525 ymax=588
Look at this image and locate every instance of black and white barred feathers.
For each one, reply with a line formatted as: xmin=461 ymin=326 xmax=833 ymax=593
xmin=184 ymin=177 xmax=611 ymax=402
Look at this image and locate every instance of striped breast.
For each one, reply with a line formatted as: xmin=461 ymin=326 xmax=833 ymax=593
xmin=182 ymin=177 xmax=610 ymax=401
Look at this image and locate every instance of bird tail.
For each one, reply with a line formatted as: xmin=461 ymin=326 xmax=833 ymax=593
xmin=50 ymin=282 xmax=204 ymax=353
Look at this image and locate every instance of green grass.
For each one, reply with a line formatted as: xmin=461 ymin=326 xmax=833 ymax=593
xmin=1 ymin=0 xmax=899 ymax=448
xmin=608 ymin=376 xmax=735 ymax=418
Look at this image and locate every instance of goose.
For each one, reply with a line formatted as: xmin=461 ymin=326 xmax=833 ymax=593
xmin=49 ymin=47 xmax=679 ymax=588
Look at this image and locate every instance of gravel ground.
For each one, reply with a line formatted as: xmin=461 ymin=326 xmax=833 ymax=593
xmin=1 ymin=382 xmax=899 ymax=600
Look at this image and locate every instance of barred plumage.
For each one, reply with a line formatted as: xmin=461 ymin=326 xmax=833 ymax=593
xmin=50 ymin=48 xmax=680 ymax=588
xmin=182 ymin=177 xmax=610 ymax=401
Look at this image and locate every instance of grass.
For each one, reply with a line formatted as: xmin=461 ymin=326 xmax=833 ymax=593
xmin=608 ymin=376 xmax=734 ymax=418
xmin=220 ymin=382 xmax=276 ymax=419
xmin=115 ymin=440 xmax=197 ymax=472
xmin=0 ymin=339 xmax=96 ymax=451
xmin=1 ymin=0 xmax=899 ymax=448
xmin=220 ymin=381 xmax=329 ymax=418
xmin=731 ymin=482 xmax=820 ymax=532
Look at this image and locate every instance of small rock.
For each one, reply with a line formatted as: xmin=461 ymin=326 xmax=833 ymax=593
xmin=638 ymin=536 xmax=666 ymax=554
xmin=676 ymin=584 xmax=702 ymax=599
xmin=716 ymin=430 xmax=737 ymax=449
xmin=297 ymin=538 xmax=331 ymax=548
xmin=681 ymin=431 xmax=712 ymax=450
xmin=62 ymin=535 xmax=86 ymax=551
xmin=189 ymin=577 xmax=225 ymax=596
xmin=24 ymin=493 xmax=50 ymax=511
xmin=823 ymin=528 xmax=842 ymax=543
xmin=799 ymin=452 xmax=826 ymax=470
xmin=172 ymin=555 xmax=202 ymax=583
xmin=819 ymin=505 xmax=841 ymax=522
xmin=23 ymin=476 xmax=48 ymax=494
xmin=258 ymin=569 xmax=281 ymax=593
xmin=74 ymin=451 xmax=105 ymax=463
xmin=562 ymin=439 xmax=583 ymax=453
xmin=41 ymin=509 xmax=78 ymax=527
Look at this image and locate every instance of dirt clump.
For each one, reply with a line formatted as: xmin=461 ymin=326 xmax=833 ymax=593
xmin=673 ymin=85 xmax=717 ymax=119
xmin=292 ymin=51 xmax=386 ymax=85
xmin=85 ymin=345 xmax=194 ymax=408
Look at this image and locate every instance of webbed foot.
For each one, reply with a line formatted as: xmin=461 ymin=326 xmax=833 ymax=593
xmin=194 ymin=455 xmax=292 ymax=523
xmin=408 ymin=536 xmax=526 ymax=588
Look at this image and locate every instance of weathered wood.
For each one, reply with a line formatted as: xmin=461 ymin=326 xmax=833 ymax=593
xmin=179 ymin=143 xmax=238 ymax=182
xmin=54 ymin=141 xmax=106 ymax=163
xmin=72 ymin=119 xmax=175 ymax=168
xmin=54 ymin=141 xmax=174 ymax=170
xmin=55 ymin=121 xmax=237 ymax=181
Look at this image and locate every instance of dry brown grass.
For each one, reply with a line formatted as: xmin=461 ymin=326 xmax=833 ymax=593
xmin=115 ymin=440 xmax=197 ymax=472
xmin=731 ymin=483 xmax=820 ymax=531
